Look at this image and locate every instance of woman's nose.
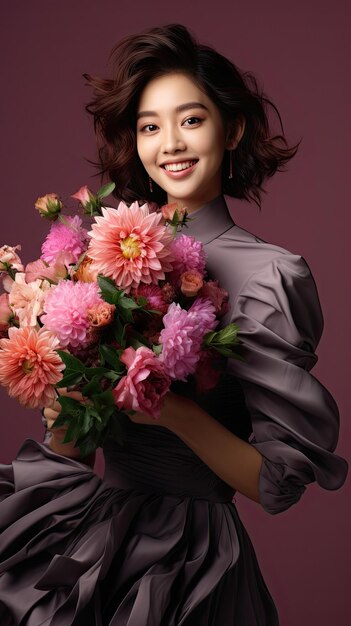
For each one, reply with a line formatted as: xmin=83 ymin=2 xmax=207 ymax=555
xmin=161 ymin=125 xmax=186 ymax=153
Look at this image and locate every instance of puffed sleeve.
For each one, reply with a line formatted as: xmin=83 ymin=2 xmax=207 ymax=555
xmin=227 ymin=253 xmax=348 ymax=515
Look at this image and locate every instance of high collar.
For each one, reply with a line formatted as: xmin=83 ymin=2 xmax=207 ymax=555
xmin=181 ymin=195 xmax=235 ymax=244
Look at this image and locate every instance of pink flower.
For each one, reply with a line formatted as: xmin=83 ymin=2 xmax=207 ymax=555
xmin=35 ymin=193 xmax=62 ymax=220
xmin=159 ymin=303 xmax=202 ymax=380
xmin=0 ymin=293 xmax=12 ymax=336
xmin=0 ymin=245 xmax=24 ymax=273
xmin=41 ymin=280 xmax=105 ymax=348
xmin=0 ymin=326 xmax=64 ymax=408
xmin=9 ymin=273 xmax=51 ymax=328
xmin=161 ymin=202 xmax=187 ymax=222
xmin=87 ymin=201 xmax=174 ymax=292
xmin=25 ymin=258 xmax=67 ymax=283
xmin=200 ymin=280 xmax=229 ymax=317
xmin=159 ymin=298 xmax=217 ymax=381
xmin=132 ymin=284 xmax=169 ymax=314
xmin=180 ymin=270 xmax=204 ymax=297
xmin=113 ymin=346 xmax=171 ymax=418
xmin=41 ymin=215 xmax=88 ymax=266
xmin=169 ymin=235 xmax=206 ymax=283
xmin=71 ymin=185 xmax=94 ymax=209
xmin=187 ymin=297 xmax=218 ymax=340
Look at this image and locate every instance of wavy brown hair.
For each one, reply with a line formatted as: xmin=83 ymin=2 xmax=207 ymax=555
xmin=84 ymin=23 xmax=300 ymax=209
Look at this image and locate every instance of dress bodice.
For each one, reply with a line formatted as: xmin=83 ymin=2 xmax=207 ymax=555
xmin=103 ymin=371 xmax=252 ymax=501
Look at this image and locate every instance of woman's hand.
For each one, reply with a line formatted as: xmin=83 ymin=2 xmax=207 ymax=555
xmin=127 ymin=391 xmax=194 ymax=430
xmin=43 ymin=388 xmax=87 ymax=459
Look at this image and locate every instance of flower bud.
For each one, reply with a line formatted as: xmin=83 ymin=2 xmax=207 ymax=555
xmin=35 ymin=193 xmax=62 ymax=220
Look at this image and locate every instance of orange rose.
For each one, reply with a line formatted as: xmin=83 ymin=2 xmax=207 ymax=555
xmin=180 ymin=270 xmax=204 ymax=297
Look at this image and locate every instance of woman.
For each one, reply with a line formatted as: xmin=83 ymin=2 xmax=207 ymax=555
xmin=0 ymin=23 xmax=348 ymax=625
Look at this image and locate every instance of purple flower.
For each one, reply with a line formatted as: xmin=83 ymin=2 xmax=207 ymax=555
xmin=159 ymin=298 xmax=217 ymax=381
xmin=169 ymin=235 xmax=206 ymax=283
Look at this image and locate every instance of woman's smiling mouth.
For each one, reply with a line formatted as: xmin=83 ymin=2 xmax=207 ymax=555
xmin=161 ymin=160 xmax=198 ymax=177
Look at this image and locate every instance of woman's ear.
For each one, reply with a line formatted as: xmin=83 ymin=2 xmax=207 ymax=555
xmin=225 ymin=115 xmax=246 ymax=150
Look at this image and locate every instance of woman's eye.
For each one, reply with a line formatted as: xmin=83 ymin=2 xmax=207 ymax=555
xmin=183 ymin=117 xmax=202 ymax=126
xmin=140 ymin=124 xmax=158 ymax=133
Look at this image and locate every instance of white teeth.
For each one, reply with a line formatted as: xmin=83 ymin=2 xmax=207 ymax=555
xmin=164 ymin=160 xmax=197 ymax=172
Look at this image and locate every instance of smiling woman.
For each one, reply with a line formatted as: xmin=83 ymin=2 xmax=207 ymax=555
xmin=0 ymin=21 xmax=347 ymax=626
xmin=135 ymin=73 xmax=245 ymax=211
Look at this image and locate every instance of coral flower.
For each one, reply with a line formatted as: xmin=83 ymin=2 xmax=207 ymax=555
xmin=0 ymin=326 xmax=64 ymax=408
xmin=87 ymin=201 xmax=174 ymax=292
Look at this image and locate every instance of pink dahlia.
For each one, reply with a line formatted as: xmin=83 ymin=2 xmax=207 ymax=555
xmin=87 ymin=201 xmax=174 ymax=292
xmin=169 ymin=235 xmax=206 ymax=283
xmin=159 ymin=303 xmax=202 ymax=380
xmin=113 ymin=345 xmax=171 ymax=418
xmin=187 ymin=297 xmax=218 ymax=340
xmin=41 ymin=215 xmax=88 ymax=266
xmin=41 ymin=280 xmax=105 ymax=348
xmin=0 ymin=326 xmax=64 ymax=408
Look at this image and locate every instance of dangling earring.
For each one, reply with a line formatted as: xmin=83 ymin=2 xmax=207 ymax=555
xmin=228 ymin=150 xmax=233 ymax=179
xmin=149 ymin=176 xmax=153 ymax=193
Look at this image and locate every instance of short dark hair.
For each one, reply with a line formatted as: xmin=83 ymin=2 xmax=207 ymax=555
xmin=84 ymin=23 xmax=300 ymax=209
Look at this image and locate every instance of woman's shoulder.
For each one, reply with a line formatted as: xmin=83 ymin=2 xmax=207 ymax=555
xmin=206 ymin=222 xmax=315 ymax=306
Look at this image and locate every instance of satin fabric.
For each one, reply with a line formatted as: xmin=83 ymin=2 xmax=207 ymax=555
xmin=0 ymin=194 xmax=347 ymax=624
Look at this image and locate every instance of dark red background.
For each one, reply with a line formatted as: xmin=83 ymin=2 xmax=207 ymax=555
xmin=1 ymin=2 xmax=349 ymax=625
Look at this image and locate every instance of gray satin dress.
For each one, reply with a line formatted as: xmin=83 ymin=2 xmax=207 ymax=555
xmin=0 ymin=195 xmax=348 ymax=625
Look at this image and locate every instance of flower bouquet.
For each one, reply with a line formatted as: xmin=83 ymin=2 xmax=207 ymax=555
xmin=0 ymin=185 xmax=243 ymax=456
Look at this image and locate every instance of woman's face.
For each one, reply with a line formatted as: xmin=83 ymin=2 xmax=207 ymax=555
xmin=136 ymin=72 xmax=238 ymax=212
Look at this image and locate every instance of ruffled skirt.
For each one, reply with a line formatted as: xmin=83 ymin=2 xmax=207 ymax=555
xmin=0 ymin=439 xmax=279 ymax=625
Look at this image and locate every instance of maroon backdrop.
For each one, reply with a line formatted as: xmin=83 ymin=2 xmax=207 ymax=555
xmin=1 ymin=2 xmax=349 ymax=625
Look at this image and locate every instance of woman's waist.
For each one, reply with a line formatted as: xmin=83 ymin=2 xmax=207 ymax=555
xmin=103 ymin=436 xmax=235 ymax=502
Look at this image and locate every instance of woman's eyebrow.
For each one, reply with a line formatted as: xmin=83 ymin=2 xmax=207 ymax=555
xmin=136 ymin=102 xmax=208 ymax=120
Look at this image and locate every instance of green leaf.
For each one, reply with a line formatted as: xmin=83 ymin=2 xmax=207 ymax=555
xmin=57 ymin=395 xmax=86 ymax=418
xmin=56 ymin=372 xmax=84 ymax=388
xmin=56 ymin=351 xmax=85 ymax=372
xmin=98 ymin=275 xmax=121 ymax=304
xmin=82 ymin=376 xmax=102 ymax=396
xmin=152 ymin=344 xmax=162 ymax=356
xmin=97 ymin=182 xmax=116 ymax=199
xmin=100 ymin=344 xmax=122 ymax=369
xmin=84 ymin=366 xmax=110 ymax=380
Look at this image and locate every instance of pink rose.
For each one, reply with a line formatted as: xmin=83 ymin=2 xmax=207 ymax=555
xmin=200 ymin=280 xmax=229 ymax=317
xmin=25 ymin=259 xmax=67 ymax=283
xmin=35 ymin=193 xmax=62 ymax=220
xmin=180 ymin=270 xmax=204 ymax=297
xmin=71 ymin=185 xmax=94 ymax=208
xmin=0 ymin=293 xmax=13 ymax=336
xmin=113 ymin=346 xmax=171 ymax=418
xmin=161 ymin=202 xmax=187 ymax=222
